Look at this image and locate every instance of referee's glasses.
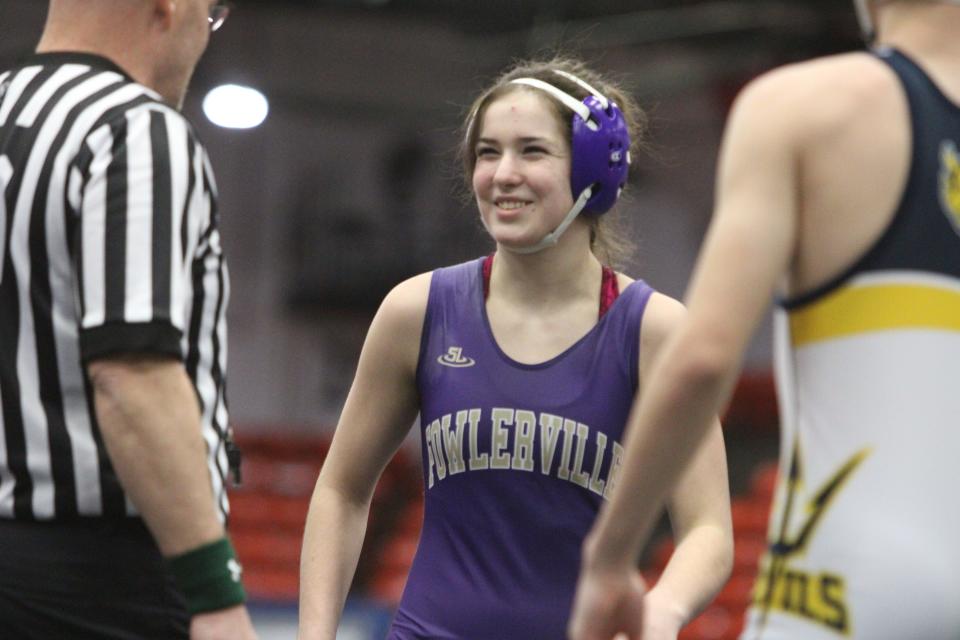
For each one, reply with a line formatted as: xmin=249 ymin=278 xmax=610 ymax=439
xmin=209 ymin=0 xmax=233 ymax=32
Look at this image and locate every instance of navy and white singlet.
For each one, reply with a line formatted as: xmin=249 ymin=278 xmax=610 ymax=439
xmin=742 ymin=48 xmax=960 ymax=640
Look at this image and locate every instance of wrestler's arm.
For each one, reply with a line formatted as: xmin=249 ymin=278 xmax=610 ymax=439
xmin=569 ymin=68 xmax=803 ymax=640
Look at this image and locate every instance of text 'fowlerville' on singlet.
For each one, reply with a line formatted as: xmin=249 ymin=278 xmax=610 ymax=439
xmin=743 ymin=48 xmax=960 ymax=640
xmin=387 ymin=257 xmax=653 ymax=640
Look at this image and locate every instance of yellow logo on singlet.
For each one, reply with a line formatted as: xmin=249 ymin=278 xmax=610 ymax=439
xmin=940 ymin=140 xmax=960 ymax=232
xmin=752 ymin=438 xmax=871 ymax=637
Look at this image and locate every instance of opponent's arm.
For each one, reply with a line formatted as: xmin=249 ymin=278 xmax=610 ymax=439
xmin=570 ymin=70 xmax=801 ymax=640
xmin=644 ymin=422 xmax=731 ymax=638
xmin=298 ymin=274 xmax=430 ymax=640
xmin=637 ymin=296 xmax=734 ymax=638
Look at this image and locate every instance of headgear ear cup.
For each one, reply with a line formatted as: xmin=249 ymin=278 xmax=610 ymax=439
xmin=570 ymin=94 xmax=630 ymax=215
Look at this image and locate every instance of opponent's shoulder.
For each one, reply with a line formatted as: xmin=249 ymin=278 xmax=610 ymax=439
xmin=734 ymin=52 xmax=899 ymax=136
xmin=745 ymin=52 xmax=892 ymax=98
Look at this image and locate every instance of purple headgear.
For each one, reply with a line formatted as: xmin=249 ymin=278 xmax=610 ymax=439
xmin=572 ymin=93 xmax=630 ymax=215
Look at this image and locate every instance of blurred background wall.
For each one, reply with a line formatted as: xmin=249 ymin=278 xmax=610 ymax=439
xmin=0 ymin=0 xmax=861 ymax=432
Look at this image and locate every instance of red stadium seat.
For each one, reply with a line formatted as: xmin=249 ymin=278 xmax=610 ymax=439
xmin=714 ymin=573 xmax=755 ymax=610
xmin=368 ymin=568 xmax=408 ymax=606
xmin=749 ymin=461 xmax=779 ymax=503
xmin=229 ymin=492 xmax=310 ymax=531
xmin=650 ymin=538 xmax=675 ymax=571
xmin=228 ymin=431 xmax=427 ymax=601
xmin=242 ymin=567 xmax=300 ymax=601
xmin=377 ymin=534 xmax=419 ymax=574
xmin=733 ymin=534 xmax=768 ymax=575
xmin=396 ymin=499 xmax=424 ymax=536
xmin=232 ymin=529 xmax=303 ymax=569
xmin=681 ymin=604 xmax=743 ymax=640
xmin=731 ymin=499 xmax=771 ymax=536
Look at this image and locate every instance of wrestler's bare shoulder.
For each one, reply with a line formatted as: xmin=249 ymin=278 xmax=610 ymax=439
xmin=732 ymin=52 xmax=901 ymax=139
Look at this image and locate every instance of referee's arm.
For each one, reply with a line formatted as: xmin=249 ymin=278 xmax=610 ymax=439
xmin=71 ymin=106 xmax=256 ymax=640
xmin=88 ymin=354 xmax=223 ymax=554
xmin=76 ymin=105 xmax=256 ymax=637
xmin=86 ymin=358 xmax=259 ymax=640
xmin=75 ymin=104 xmax=227 ymax=555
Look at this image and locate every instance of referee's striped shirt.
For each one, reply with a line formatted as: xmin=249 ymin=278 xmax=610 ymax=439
xmin=0 ymin=52 xmax=231 ymax=522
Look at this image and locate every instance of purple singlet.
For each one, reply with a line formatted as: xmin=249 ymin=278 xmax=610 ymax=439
xmin=388 ymin=258 xmax=654 ymax=639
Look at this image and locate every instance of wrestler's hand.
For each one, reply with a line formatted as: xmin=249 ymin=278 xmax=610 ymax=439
xmin=638 ymin=588 xmax=685 ymax=640
xmin=190 ymin=604 xmax=258 ymax=640
xmin=568 ymin=566 xmax=647 ymax=640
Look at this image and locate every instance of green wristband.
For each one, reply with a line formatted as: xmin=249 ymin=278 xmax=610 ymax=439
xmin=167 ymin=537 xmax=247 ymax=614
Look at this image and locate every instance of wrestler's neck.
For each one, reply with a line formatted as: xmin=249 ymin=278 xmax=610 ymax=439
xmin=492 ymin=227 xmax=603 ymax=309
xmin=877 ymin=3 xmax=960 ymax=57
xmin=877 ymin=4 xmax=960 ymax=102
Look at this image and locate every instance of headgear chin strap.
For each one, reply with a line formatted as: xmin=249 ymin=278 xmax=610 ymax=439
xmin=499 ymin=186 xmax=595 ymax=254
xmin=499 ymin=70 xmax=630 ymax=254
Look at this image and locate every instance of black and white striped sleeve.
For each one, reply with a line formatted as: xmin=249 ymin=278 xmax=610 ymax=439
xmin=75 ymin=104 xmax=207 ymax=362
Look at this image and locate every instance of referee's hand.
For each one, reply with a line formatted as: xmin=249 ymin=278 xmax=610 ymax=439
xmin=191 ymin=604 xmax=258 ymax=640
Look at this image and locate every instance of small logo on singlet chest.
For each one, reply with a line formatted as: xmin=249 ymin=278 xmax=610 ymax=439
xmin=438 ymin=346 xmax=475 ymax=368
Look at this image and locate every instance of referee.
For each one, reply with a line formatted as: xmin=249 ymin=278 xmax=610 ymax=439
xmin=0 ymin=2 xmax=257 ymax=639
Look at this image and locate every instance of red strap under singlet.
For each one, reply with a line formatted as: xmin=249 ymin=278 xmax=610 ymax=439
xmin=481 ymin=253 xmax=620 ymax=319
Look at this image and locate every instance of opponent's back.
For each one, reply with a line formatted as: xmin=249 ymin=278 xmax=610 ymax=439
xmin=746 ymin=42 xmax=960 ymax=640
